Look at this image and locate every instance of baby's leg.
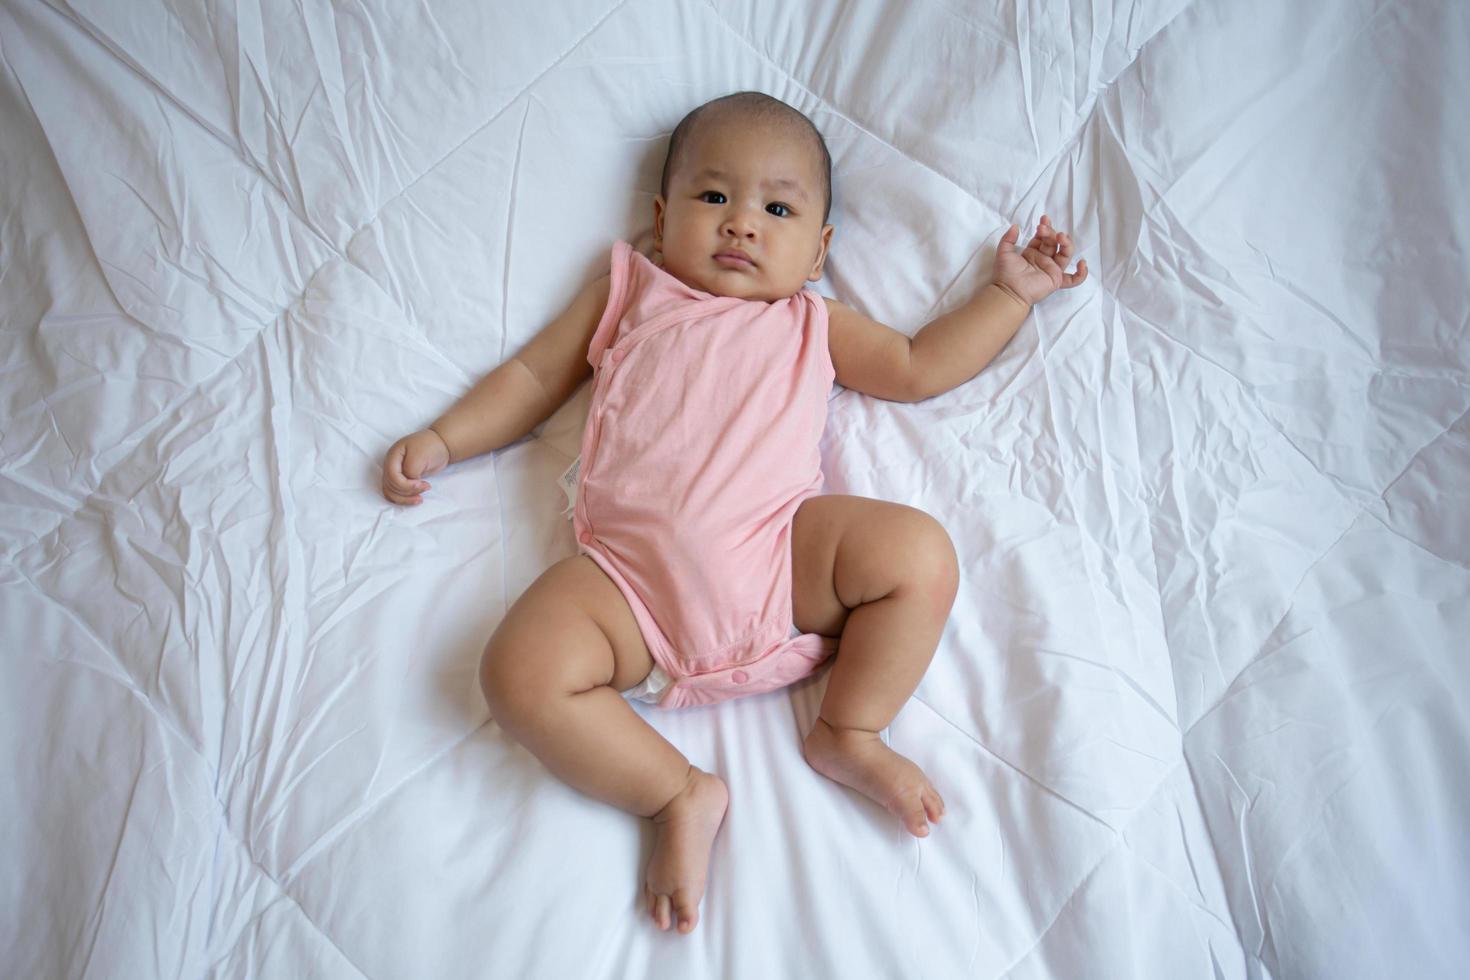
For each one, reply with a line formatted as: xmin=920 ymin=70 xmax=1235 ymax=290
xmin=790 ymin=495 xmax=960 ymax=836
xmin=480 ymin=556 xmax=726 ymax=934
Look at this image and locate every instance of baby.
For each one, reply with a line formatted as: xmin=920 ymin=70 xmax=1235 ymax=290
xmin=381 ymin=92 xmax=1086 ymax=935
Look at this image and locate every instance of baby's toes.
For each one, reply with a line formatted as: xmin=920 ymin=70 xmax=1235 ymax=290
xmin=653 ymin=893 xmax=673 ymax=931
xmin=892 ymin=793 xmax=931 ymax=837
xmin=923 ymin=787 xmax=945 ymax=825
xmin=673 ymin=890 xmax=700 ymax=933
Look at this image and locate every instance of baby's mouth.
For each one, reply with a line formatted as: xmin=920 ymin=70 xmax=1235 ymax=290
xmin=713 ymin=250 xmax=756 ymax=269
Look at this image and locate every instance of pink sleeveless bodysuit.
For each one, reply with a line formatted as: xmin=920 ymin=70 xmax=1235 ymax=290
xmin=573 ymin=241 xmax=839 ymax=709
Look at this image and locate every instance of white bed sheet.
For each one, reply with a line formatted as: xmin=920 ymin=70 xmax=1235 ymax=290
xmin=3 ymin=1 xmax=1468 ymax=977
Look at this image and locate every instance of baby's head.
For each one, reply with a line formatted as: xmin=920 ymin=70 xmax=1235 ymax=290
xmin=654 ymin=92 xmax=833 ymax=302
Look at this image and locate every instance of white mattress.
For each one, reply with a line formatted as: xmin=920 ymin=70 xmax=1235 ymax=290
xmin=3 ymin=1 xmax=1468 ymax=977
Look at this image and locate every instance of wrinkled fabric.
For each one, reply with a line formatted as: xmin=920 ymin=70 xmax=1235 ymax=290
xmin=1 ymin=1 xmax=1467 ymax=978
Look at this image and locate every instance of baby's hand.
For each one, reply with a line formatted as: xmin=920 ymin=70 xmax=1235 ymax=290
xmin=991 ymin=215 xmax=1088 ymax=307
xmin=381 ymin=428 xmax=450 ymax=505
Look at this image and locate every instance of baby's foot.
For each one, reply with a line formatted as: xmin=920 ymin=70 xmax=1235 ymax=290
xmin=803 ymin=717 xmax=946 ymax=837
xmin=643 ymin=767 xmax=729 ymax=934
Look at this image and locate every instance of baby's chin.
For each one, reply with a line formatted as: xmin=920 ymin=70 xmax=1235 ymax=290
xmin=665 ymin=262 xmax=803 ymax=303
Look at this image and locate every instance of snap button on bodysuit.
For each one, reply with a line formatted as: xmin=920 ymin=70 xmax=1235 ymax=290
xmin=731 ymin=670 xmax=749 ymax=684
xmin=609 ymin=348 xmax=626 ymax=365
xmin=578 ymin=530 xmax=593 ymax=545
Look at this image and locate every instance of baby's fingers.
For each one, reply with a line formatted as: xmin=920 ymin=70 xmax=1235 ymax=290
xmin=382 ymin=444 xmax=431 ymax=504
xmin=382 ymin=480 xmax=429 ymax=506
xmin=1061 ymin=258 xmax=1089 ymax=288
xmin=1026 ymin=222 xmax=1058 ymax=256
xmin=381 ymin=474 xmax=427 ymax=506
xmin=384 ymin=489 xmax=425 ymax=506
xmin=996 ymin=222 xmax=1022 ymax=254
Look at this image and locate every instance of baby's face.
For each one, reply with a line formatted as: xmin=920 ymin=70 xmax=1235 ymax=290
xmin=654 ymin=118 xmax=832 ymax=302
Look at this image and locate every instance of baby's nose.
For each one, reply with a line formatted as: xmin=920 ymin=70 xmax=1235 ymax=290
xmin=722 ymin=210 xmax=757 ymax=238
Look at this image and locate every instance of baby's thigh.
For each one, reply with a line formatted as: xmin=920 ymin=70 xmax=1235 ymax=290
xmin=791 ymin=495 xmax=958 ymax=634
xmin=480 ymin=555 xmax=654 ymax=700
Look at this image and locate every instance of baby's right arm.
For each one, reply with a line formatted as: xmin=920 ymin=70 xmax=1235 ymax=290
xmin=381 ymin=274 xmax=611 ymax=506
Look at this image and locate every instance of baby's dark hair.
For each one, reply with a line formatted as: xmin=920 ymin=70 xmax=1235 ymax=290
xmin=659 ymin=92 xmax=833 ymax=223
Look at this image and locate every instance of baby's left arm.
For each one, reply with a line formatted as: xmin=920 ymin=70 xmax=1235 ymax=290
xmin=827 ymin=216 xmax=1086 ymax=402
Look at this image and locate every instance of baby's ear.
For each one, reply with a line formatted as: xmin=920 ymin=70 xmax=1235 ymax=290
xmin=652 ymin=195 xmax=666 ymax=247
xmin=807 ymin=224 xmax=834 ymax=282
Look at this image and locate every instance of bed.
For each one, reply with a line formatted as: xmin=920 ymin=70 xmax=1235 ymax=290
xmin=3 ymin=1 xmax=1467 ymax=976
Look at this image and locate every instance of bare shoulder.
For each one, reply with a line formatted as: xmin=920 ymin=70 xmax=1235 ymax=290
xmin=820 ymin=296 xmax=918 ymax=403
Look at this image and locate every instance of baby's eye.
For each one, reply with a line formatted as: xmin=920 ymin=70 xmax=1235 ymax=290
xmin=766 ymin=202 xmax=792 ymax=218
xmin=699 ymin=191 xmax=727 ymax=204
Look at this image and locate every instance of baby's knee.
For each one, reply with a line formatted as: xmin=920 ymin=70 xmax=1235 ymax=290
xmin=479 ymin=612 xmax=608 ymax=735
xmin=480 ymin=626 xmax=549 ymax=731
xmin=901 ymin=511 xmax=960 ymax=606
xmin=479 ymin=629 xmax=517 ymax=718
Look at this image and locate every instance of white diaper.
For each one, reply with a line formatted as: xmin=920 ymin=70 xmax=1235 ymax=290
xmin=557 ymin=455 xmax=580 ymax=520
xmin=622 ymin=664 xmax=673 ymax=704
